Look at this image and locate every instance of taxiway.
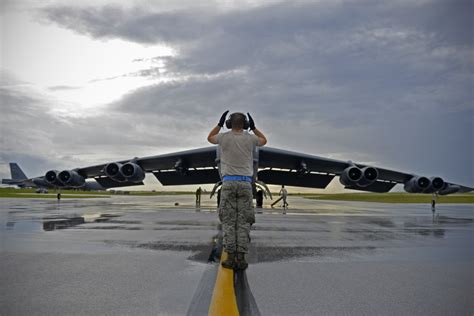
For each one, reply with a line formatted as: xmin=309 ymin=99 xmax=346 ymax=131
xmin=1 ymin=196 xmax=472 ymax=315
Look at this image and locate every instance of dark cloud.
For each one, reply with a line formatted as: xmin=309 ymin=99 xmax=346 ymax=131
xmin=40 ymin=4 xmax=213 ymax=44
xmin=3 ymin=0 xmax=472 ymax=187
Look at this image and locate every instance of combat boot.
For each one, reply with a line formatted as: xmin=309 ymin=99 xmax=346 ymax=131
xmin=234 ymin=252 xmax=248 ymax=270
xmin=221 ymin=252 xmax=235 ymax=269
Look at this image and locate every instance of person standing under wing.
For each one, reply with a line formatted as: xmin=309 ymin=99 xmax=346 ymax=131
xmin=195 ymin=186 xmax=202 ymax=206
xmin=271 ymin=185 xmax=288 ymax=212
xmin=207 ymin=111 xmax=267 ymax=270
xmin=281 ymin=185 xmax=288 ymax=214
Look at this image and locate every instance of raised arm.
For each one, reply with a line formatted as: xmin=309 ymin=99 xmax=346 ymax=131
xmin=207 ymin=126 xmax=221 ymax=144
xmin=207 ymin=110 xmax=228 ymax=144
xmin=247 ymin=113 xmax=267 ymax=146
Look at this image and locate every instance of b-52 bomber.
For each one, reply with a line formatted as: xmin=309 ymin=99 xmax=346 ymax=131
xmin=3 ymin=146 xmax=472 ymax=197
xmin=2 ymin=162 xmax=104 ymax=192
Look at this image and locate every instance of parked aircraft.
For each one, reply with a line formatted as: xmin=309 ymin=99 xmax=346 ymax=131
xmin=3 ymin=146 xmax=471 ymax=196
xmin=1 ymin=163 xmax=104 ymax=192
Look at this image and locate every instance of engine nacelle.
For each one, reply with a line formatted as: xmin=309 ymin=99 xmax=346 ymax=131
xmin=357 ymin=167 xmax=379 ymax=187
xmin=404 ymin=176 xmax=430 ymax=193
xmin=423 ymin=177 xmax=444 ymax=193
xmin=339 ymin=166 xmax=363 ymax=186
xmin=104 ymin=162 xmax=126 ymax=182
xmin=45 ymin=170 xmax=63 ymax=186
xmin=120 ymin=162 xmax=145 ymax=182
xmin=340 ymin=165 xmax=379 ymax=187
xmin=58 ymin=170 xmax=85 ymax=187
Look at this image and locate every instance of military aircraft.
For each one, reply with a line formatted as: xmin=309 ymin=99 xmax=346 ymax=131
xmin=1 ymin=162 xmax=104 ymax=192
xmin=4 ymin=146 xmax=471 ymax=196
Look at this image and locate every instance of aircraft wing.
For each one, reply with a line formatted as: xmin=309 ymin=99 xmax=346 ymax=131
xmin=256 ymin=147 xmax=404 ymax=192
xmin=41 ymin=146 xmax=471 ymax=194
xmin=259 ymin=147 xmax=411 ymax=179
xmin=76 ymin=147 xmax=220 ymax=187
xmin=257 ymin=147 xmax=473 ymax=194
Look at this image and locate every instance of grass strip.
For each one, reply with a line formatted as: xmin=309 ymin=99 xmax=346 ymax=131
xmin=300 ymin=192 xmax=474 ymax=203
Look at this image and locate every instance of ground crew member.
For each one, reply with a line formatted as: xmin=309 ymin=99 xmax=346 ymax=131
xmin=271 ymin=185 xmax=288 ymax=211
xmin=256 ymin=190 xmax=264 ymax=208
xmin=195 ymin=186 xmax=202 ymax=206
xmin=207 ymin=110 xmax=267 ymax=270
xmin=216 ymin=189 xmax=221 ymax=207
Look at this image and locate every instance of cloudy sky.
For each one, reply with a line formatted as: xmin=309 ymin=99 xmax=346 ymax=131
xmin=1 ymin=0 xmax=472 ymax=192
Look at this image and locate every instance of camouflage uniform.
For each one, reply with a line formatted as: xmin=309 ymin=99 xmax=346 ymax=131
xmin=219 ymin=180 xmax=255 ymax=253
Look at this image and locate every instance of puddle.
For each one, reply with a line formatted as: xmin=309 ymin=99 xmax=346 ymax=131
xmin=103 ymin=240 xmax=215 ymax=262
xmin=103 ymin=239 xmax=376 ymax=264
xmin=437 ymin=216 xmax=473 ymax=224
xmin=4 ymin=213 xmax=123 ymax=232
xmin=154 ymin=220 xmax=219 ymax=227
xmin=247 ymin=245 xmax=377 ymax=263
xmin=107 ymin=220 xmax=142 ymax=224
xmin=403 ymin=227 xmax=446 ymax=238
xmin=104 ymin=228 xmax=223 ymax=263
xmin=367 ymin=218 xmax=396 ymax=227
xmin=77 ymin=226 xmax=143 ymax=230
xmin=43 ymin=217 xmax=85 ymax=231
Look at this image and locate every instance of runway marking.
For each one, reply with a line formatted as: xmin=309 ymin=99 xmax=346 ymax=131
xmin=208 ymin=251 xmax=239 ymax=316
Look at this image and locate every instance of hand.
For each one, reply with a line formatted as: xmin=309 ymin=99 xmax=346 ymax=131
xmin=218 ymin=110 xmax=229 ymax=127
xmin=247 ymin=112 xmax=256 ymax=130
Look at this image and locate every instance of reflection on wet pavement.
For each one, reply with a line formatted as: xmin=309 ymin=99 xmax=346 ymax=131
xmin=1 ymin=196 xmax=473 ymax=265
xmin=43 ymin=217 xmax=85 ymax=231
xmin=4 ymin=213 xmax=122 ymax=232
xmin=234 ymin=270 xmax=261 ymax=316
xmin=1 ymin=196 xmax=473 ymax=315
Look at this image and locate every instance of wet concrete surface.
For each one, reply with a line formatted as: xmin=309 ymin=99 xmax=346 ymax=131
xmin=0 ymin=195 xmax=473 ymax=315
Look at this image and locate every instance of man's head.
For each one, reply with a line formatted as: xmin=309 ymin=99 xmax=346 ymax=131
xmin=281 ymin=185 xmax=285 ymax=188
xmin=226 ymin=112 xmax=249 ymax=130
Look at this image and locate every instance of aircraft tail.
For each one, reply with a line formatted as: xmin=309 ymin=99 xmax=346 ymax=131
xmin=9 ymin=163 xmax=28 ymax=180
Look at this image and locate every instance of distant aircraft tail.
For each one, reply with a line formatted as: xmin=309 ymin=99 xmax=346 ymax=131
xmin=9 ymin=163 xmax=28 ymax=180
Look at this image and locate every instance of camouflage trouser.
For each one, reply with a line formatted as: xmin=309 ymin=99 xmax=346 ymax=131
xmin=218 ymin=181 xmax=255 ymax=254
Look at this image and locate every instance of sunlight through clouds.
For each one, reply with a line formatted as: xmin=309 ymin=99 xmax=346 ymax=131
xmin=2 ymin=5 xmax=175 ymax=113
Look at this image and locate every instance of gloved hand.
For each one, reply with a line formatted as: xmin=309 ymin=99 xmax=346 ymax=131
xmin=218 ymin=110 xmax=229 ymax=127
xmin=247 ymin=113 xmax=256 ymax=130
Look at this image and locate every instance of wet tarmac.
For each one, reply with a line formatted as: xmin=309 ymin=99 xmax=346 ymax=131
xmin=0 ymin=196 xmax=473 ymax=315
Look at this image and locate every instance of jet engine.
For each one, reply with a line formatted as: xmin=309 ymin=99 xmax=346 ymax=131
xmin=45 ymin=170 xmax=63 ymax=186
xmin=423 ymin=177 xmax=444 ymax=193
xmin=104 ymin=161 xmax=145 ymax=182
xmin=58 ymin=170 xmax=85 ymax=187
xmin=104 ymin=162 xmax=126 ymax=182
xmin=120 ymin=162 xmax=145 ymax=182
xmin=340 ymin=165 xmax=378 ymax=187
xmin=403 ymin=176 xmax=430 ymax=193
xmin=339 ymin=166 xmax=363 ymax=186
xmin=358 ymin=167 xmax=379 ymax=187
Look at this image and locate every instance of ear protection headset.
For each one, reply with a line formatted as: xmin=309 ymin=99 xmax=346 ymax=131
xmin=225 ymin=112 xmax=250 ymax=130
